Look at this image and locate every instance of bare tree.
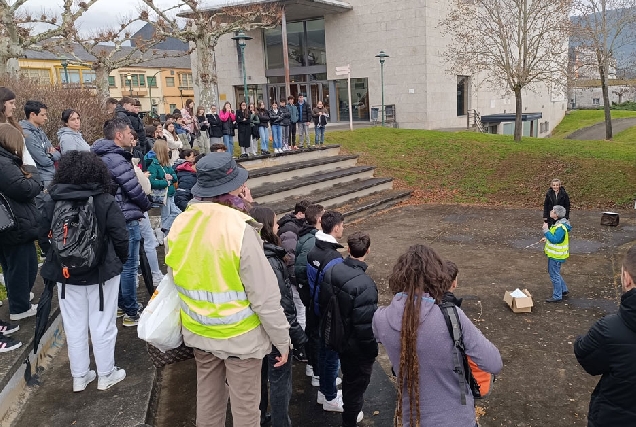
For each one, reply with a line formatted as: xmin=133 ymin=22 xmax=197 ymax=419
xmin=440 ymin=0 xmax=572 ymax=141
xmin=63 ymin=18 xmax=170 ymax=99
xmin=140 ymin=0 xmax=280 ymax=108
xmin=0 ymin=0 xmax=99 ymax=76
xmin=572 ymin=0 xmax=636 ymax=139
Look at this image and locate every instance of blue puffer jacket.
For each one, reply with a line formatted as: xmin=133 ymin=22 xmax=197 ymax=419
xmin=91 ymin=138 xmax=151 ymax=222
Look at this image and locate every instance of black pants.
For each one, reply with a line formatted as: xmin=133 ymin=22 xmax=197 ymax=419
xmin=340 ymin=355 xmax=375 ymax=427
xmin=290 ymin=123 xmax=297 ymax=146
xmin=0 ymin=241 xmax=38 ymax=314
xmin=305 ymin=305 xmax=321 ymax=372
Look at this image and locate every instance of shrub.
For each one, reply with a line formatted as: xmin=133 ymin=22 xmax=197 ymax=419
xmin=611 ymin=101 xmax=636 ymax=111
xmin=0 ymin=76 xmax=111 ymax=145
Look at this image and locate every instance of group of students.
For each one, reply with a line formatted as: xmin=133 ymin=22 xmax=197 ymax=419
xmin=148 ymin=94 xmax=329 ymax=159
xmin=0 ymin=82 xmax=631 ymax=427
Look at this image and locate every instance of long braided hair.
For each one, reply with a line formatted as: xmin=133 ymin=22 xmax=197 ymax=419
xmin=388 ymin=244 xmax=451 ymax=427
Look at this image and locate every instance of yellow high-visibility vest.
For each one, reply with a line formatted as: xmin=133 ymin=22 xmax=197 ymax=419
xmin=544 ymin=223 xmax=569 ymax=260
xmin=165 ymin=203 xmax=261 ymax=339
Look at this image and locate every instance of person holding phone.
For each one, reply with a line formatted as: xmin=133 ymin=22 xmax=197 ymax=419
xmin=220 ymin=101 xmax=236 ymax=156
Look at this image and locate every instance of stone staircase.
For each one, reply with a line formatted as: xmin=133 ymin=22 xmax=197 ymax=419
xmin=238 ymin=145 xmax=411 ymax=221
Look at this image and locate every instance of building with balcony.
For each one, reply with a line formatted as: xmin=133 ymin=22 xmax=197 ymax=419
xmin=198 ymin=0 xmax=566 ymax=136
xmin=19 ymin=46 xmax=193 ymax=115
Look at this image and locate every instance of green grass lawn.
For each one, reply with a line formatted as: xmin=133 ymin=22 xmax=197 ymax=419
xmin=328 ymin=127 xmax=636 ymax=208
xmin=550 ymin=110 xmax=636 ymax=139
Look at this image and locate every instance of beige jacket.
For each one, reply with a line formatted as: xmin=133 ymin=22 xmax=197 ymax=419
xmin=177 ymin=202 xmax=291 ymax=360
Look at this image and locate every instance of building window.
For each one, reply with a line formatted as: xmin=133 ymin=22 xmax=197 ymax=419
xmin=166 ymin=77 xmax=175 ymax=87
xmin=21 ymin=68 xmax=51 ymax=84
xmin=592 ymin=98 xmax=600 ymax=105
xmin=169 ymin=104 xmax=177 ymax=112
xmin=120 ymin=74 xmax=146 ymax=88
xmin=265 ymin=18 xmax=326 ymax=70
xmin=178 ymin=73 xmax=194 ymax=89
xmin=82 ymin=70 xmax=96 ymax=86
xmin=336 ymin=78 xmax=369 ymax=121
xmin=108 ymin=76 xmax=116 ymax=87
xmin=457 ymin=76 xmax=470 ymax=116
xmin=59 ymin=69 xmax=81 ymax=85
xmin=147 ymin=76 xmax=158 ymax=87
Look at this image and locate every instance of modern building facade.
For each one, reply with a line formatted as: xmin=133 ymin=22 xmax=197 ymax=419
xmin=204 ymin=0 xmax=567 ymax=136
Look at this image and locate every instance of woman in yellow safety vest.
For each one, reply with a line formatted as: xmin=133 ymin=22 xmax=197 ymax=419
xmin=542 ymin=205 xmax=571 ymax=303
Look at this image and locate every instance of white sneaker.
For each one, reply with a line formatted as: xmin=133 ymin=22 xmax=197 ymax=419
xmin=73 ymin=370 xmax=96 ymax=392
xmin=322 ymin=395 xmax=344 ymax=412
xmin=10 ymin=304 xmax=38 ymax=321
xmin=97 ymin=367 xmax=126 ymax=390
xmin=357 ymin=412 xmax=364 ymax=422
xmin=306 ymin=365 xmax=314 ymax=377
xmin=317 ymin=389 xmax=342 ymax=405
xmin=311 ymin=375 xmax=320 ymax=387
xmin=336 ymin=377 xmax=342 ymax=386
xmin=29 ymin=292 xmax=34 ymax=301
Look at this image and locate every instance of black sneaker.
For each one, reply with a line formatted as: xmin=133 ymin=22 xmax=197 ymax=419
xmin=562 ymin=291 xmax=569 ymax=298
xmin=0 ymin=320 xmax=19 ymax=336
xmin=261 ymin=150 xmax=270 ymax=156
xmin=545 ymin=297 xmax=562 ymax=303
xmin=0 ymin=336 xmax=22 ymax=353
xmin=260 ymin=412 xmax=271 ymax=426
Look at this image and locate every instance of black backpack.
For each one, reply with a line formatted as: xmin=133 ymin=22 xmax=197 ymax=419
xmin=321 ymin=283 xmax=346 ymax=353
xmin=50 ymin=197 xmax=106 ymax=306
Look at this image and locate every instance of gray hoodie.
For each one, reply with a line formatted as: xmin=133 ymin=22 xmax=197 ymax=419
xmin=373 ymin=294 xmax=503 ymax=427
xmin=57 ymin=127 xmax=90 ymax=155
xmin=19 ymin=120 xmax=60 ymax=183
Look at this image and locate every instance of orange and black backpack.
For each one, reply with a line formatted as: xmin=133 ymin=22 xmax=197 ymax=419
xmin=439 ymin=302 xmax=494 ymax=404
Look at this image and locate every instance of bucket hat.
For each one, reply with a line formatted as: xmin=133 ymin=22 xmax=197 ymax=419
xmin=191 ymin=152 xmax=248 ymax=198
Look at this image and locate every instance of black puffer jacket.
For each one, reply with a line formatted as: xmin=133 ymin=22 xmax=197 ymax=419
xmin=295 ymin=225 xmax=318 ymax=305
xmin=264 ymin=242 xmax=308 ymax=348
xmin=258 ymin=109 xmax=270 ymax=127
xmin=543 ymin=187 xmax=570 ymax=226
xmin=277 ymin=213 xmax=305 ymax=283
xmin=574 ymin=288 xmax=636 ymax=427
xmin=91 ymin=138 xmax=151 ymax=222
xmin=319 ymin=257 xmax=378 ymax=358
xmin=0 ymin=146 xmax=42 ymax=246
xmin=174 ymin=161 xmax=197 ymax=212
xmin=38 ymin=183 xmax=129 ymax=285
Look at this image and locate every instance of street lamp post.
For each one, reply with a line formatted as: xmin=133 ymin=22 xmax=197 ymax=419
xmin=375 ymin=50 xmax=389 ymax=127
xmin=60 ymin=59 xmax=69 ymax=85
xmin=232 ymin=31 xmax=253 ymax=105
xmin=126 ymin=73 xmax=133 ymax=96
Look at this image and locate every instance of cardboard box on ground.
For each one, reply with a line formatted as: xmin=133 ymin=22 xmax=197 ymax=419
xmin=503 ymin=289 xmax=534 ymax=313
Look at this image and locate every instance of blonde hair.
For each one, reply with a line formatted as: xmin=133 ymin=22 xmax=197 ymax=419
xmin=0 ymin=123 xmax=30 ymax=177
xmin=153 ymin=139 xmax=171 ymax=166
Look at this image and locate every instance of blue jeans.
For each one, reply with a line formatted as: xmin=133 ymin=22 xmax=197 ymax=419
xmin=259 ymin=126 xmax=270 ymax=151
xmin=160 ymin=195 xmax=181 ymax=234
xmin=548 ymin=258 xmax=568 ymax=300
xmin=271 ymin=125 xmax=282 ymax=149
xmin=319 ymin=339 xmax=340 ymax=401
xmin=119 ymin=220 xmax=141 ymax=317
xmin=139 ymin=213 xmax=162 ymax=277
xmin=260 ymin=348 xmax=292 ymax=427
xmin=315 ymin=126 xmax=325 ymax=145
xmin=223 ymin=134 xmax=234 ymax=156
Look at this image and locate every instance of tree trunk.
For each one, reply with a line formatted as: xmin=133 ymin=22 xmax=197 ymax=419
xmin=0 ymin=31 xmax=22 ymax=77
xmin=94 ymin=65 xmax=111 ymax=100
xmin=599 ymin=64 xmax=612 ymax=140
xmin=194 ymin=37 xmax=218 ymax=109
xmin=514 ymin=86 xmax=523 ymax=142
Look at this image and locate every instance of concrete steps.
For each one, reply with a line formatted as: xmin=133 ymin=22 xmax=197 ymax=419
xmin=244 ymin=145 xmax=410 ymax=219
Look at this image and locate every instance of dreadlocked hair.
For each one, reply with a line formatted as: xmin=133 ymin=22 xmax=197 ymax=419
xmin=388 ymin=244 xmax=451 ymax=427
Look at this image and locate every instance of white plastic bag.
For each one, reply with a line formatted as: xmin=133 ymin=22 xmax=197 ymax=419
xmin=138 ymin=271 xmax=183 ymax=352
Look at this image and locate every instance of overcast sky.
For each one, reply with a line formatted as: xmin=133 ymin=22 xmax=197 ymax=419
xmin=19 ymin=0 xmax=243 ymax=34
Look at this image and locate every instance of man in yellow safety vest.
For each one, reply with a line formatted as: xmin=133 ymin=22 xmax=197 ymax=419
xmin=542 ymin=205 xmax=571 ymax=303
xmin=165 ymin=152 xmax=290 ymax=427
